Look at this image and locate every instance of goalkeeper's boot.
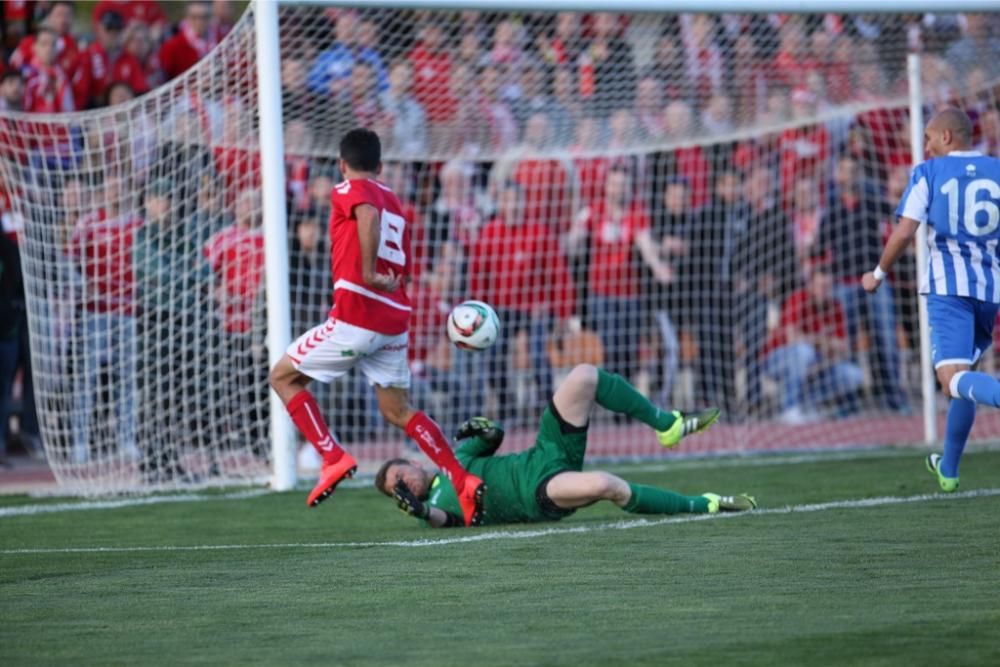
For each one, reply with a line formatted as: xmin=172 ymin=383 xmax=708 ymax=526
xmin=702 ymin=493 xmax=757 ymax=514
xmin=456 ymin=473 xmax=486 ymax=527
xmin=656 ymin=408 xmax=721 ymax=449
xmin=307 ymin=452 xmax=358 ymax=507
xmin=925 ymin=453 xmax=959 ymax=493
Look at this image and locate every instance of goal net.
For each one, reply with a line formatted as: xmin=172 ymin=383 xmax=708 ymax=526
xmin=2 ymin=6 xmax=999 ymax=494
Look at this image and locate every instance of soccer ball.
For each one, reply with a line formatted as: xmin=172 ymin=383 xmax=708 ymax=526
xmin=447 ymin=300 xmax=501 ymax=351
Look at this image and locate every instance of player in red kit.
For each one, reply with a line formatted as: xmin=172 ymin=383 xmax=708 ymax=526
xmin=269 ymin=129 xmax=485 ymax=524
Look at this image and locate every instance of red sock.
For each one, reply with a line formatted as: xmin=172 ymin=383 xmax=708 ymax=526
xmin=286 ymin=390 xmax=345 ymax=466
xmin=405 ymin=411 xmax=467 ymax=486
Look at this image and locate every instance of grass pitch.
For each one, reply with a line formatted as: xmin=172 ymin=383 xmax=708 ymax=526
xmin=3 ymin=448 xmax=1000 ymax=666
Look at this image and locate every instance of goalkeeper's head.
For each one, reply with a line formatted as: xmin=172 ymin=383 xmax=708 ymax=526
xmin=374 ymin=458 xmax=433 ymax=498
xmin=339 ymin=128 xmax=381 ymax=178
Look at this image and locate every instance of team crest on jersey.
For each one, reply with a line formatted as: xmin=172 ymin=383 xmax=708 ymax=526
xmin=966 ymin=164 xmax=977 ymax=177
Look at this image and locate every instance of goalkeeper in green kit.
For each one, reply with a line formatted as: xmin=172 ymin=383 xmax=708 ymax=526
xmin=374 ymin=364 xmax=756 ymax=527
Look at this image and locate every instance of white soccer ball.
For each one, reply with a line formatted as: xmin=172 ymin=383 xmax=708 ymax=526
xmin=447 ymin=300 xmax=501 ymax=351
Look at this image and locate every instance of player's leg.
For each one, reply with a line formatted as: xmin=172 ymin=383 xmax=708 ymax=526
xmin=543 ymin=471 xmax=754 ymax=515
xmin=551 ymin=364 xmax=719 ymax=448
xmin=365 ymin=335 xmax=485 ymax=526
xmin=939 ymin=300 xmax=1000 ymax=408
xmin=270 ymin=319 xmax=358 ymax=507
xmin=922 ymin=296 xmax=985 ymax=492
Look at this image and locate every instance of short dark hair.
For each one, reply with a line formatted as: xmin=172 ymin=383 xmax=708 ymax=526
xmin=0 ymin=71 xmax=23 ymax=85
xmin=339 ymin=128 xmax=381 ymax=172
xmin=374 ymin=457 xmax=408 ymax=496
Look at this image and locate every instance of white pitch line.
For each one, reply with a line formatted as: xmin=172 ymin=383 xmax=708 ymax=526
xmin=3 ymin=487 xmax=999 ymax=556
xmin=0 ymin=489 xmax=270 ymax=518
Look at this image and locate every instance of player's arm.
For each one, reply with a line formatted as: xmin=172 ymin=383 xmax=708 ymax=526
xmin=355 ymin=203 xmax=401 ymax=292
xmin=862 ymin=216 xmax=920 ymax=293
xmin=393 ymin=481 xmax=463 ymax=528
xmin=455 ymin=417 xmax=505 ymax=457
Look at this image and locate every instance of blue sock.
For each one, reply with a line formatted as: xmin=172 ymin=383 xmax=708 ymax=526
xmin=941 ymin=399 xmax=975 ymax=478
xmin=954 ymin=371 xmax=1000 ymax=407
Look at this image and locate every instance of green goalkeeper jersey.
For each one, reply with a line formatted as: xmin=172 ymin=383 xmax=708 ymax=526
xmin=424 ymin=408 xmax=588 ymax=525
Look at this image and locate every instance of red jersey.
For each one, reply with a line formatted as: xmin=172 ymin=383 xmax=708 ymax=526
xmin=10 ymin=32 xmax=79 ymax=78
xmin=72 ymin=43 xmax=149 ymax=109
xmin=158 ymin=22 xmax=217 ymax=81
xmin=408 ymin=45 xmax=455 ymax=122
xmin=329 ymin=178 xmax=411 ymax=335
xmin=468 ymin=217 xmax=575 ymax=320
xmin=588 ymin=203 xmax=649 ymax=299
xmin=204 ymin=224 xmax=265 ymax=334
xmin=23 ymin=64 xmax=75 ymax=113
xmin=511 ymin=158 xmax=572 ymax=229
xmin=763 ymin=289 xmax=847 ymax=356
xmin=67 ymin=210 xmax=141 ymax=315
xmin=572 ymin=153 xmax=610 ymax=209
xmin=778 ymin=124 xmax=831 ymax=209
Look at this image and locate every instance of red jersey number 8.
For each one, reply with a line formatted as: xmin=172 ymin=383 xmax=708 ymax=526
xmin=377 ymin=209 xmax=406 ymax=266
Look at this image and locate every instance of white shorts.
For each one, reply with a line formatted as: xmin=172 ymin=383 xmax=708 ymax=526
xmin=286 ymin=318 xmax=411 ymax=388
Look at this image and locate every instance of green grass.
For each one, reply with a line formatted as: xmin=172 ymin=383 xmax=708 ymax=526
xmin=3 ymin=448 xmax=1000 ymax=666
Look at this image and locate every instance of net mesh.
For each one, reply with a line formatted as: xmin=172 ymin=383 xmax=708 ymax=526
xmin=2 ymin=7 xmax=1000 ymax=494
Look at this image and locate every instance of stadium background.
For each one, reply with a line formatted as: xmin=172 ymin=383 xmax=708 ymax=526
xmin=0 ymin=2 xmax=999 ymax=493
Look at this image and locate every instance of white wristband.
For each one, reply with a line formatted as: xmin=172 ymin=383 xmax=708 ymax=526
xmin=873 ymin=266 xmax=887 ymax=281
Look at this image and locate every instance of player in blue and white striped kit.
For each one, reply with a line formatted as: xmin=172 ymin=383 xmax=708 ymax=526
xmin=862 ymin=108 xmax=1000 ymax=492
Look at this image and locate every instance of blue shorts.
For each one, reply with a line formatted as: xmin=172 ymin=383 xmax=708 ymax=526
xmin=926 ymin=295 xmax=1000 ymax=369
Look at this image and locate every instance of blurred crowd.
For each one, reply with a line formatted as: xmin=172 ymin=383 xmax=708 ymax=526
xmin=1 ymin=6 xmax=1000 ymax=469
xmin=0 ymin=0 xmax=238 ymax=113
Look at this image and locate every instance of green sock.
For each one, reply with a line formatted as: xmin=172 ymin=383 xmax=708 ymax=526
xmin=623 ymin=483 xmax=710 ymax=514
xmin=595 ymin=369 xmax=676 ymax=431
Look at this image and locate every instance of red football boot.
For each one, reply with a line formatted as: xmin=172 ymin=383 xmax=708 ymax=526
xmin=306 ymin=453 xmax=358 ymax=508
xmin=456 ymin=474 xmax=486 ymax=526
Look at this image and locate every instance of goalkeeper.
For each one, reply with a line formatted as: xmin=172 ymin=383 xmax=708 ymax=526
xmin=374 ymin=364 xmax=756 ymax=527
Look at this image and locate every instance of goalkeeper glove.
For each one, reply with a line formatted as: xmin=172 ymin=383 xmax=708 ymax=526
xmin=393 ymin=480 xmax=429 ymax=519
xmin=455 ymin=416 xmax=505 ymax=447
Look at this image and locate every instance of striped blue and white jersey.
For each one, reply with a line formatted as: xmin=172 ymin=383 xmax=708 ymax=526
xmin=897 ymin=151 xmax=1000 ymax=302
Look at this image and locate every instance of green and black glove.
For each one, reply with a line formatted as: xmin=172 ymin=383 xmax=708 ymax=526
xmin=393 ymin=480 xmax=429 ymax=519
xmin=455 ymin=416 xmax=505 ymax=447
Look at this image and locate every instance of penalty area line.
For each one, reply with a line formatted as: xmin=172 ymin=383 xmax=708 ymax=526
xmin=3 ymin=487 xmax=1000 ymax=556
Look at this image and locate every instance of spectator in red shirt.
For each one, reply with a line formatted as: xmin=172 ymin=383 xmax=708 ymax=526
xmin=778 ymin=88 xmax=830 ymax=210
xmin=125 ymin=21 xmax=164 ymax=91
xmin=762 ymin=253 xmax=863 ymax=423
xmin=770 ymin=18 xmax=818 ymax=90
xmin=569 ymin=115 xmax=608 ymax=209
xmin=203 ymin=187 xmax=268 ymax=452
xmin=536 ymin=11 xmax=581 ymax=67
xmin=567 ymin=165 xmax=661 ymax=382
xmin=204 ymin=187 xmax=265 ymax=336
xmin=508 ymin=112 xmax=572 ymax=229
xmin=469 ymin=182 xmax=574 ymax=423
xmin=67 ymin=174 xmax=141 ymax=463
xmin=409 ymin=23 xmax=456 ymax=131
xmin=72 ymin=10 xmax=149 ymax=109
xmin=9 ymin=1 xmax=78 ymax=79
xmin=158 ymin=1 xmax=216 ymax=82
xmin=23 ymin=27 xmax=74 ymax=113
